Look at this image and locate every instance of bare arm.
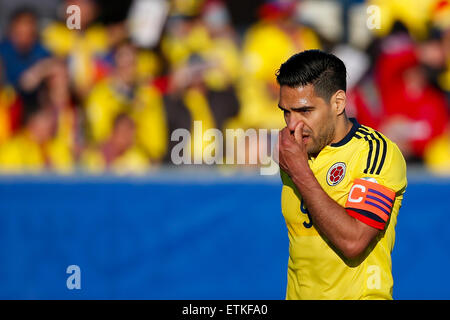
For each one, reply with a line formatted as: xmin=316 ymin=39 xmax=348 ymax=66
xmin=19 ymin=57 xmax=55 ymax=92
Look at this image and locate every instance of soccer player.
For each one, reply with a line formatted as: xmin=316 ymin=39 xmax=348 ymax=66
xmin=276 ymin=50 xmax=407 ymax=300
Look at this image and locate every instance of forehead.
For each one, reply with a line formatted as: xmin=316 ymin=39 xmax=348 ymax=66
xmin=279 ymin=84 xmax=319 ymax=108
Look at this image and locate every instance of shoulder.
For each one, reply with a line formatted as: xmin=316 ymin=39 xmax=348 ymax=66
xmin=352 ymin=124 xmax=407 ymax=193
xmin=41 ymin=22 xmax=75 ymax=56
xmin=84 ymin=25 xmax=109 ymax=51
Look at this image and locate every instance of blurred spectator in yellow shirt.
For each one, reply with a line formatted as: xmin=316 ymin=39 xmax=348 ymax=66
xmin=162 ymin=44 xmax=241 ymax=163
xmin=19 ymin=58 xmax=83 ymax=166
xmin=160 ymin=1 xmax=246 ymax=163
xmin=81 ymin=113 xmax=149 ymax=175
xmin=161 ymin=0 xmax=241 ymax=92
xmin=0 ymin=105 xmax=72 ymax=174
xmin=41 ymin=0 xmax=127 ymax=100
xmin=85 ymin=40 xmax=168 ymax=162
xmin=234 ymin=0 xmax=321 ymax=130
xmin=368 ymin=0 xmax=437 ymax=40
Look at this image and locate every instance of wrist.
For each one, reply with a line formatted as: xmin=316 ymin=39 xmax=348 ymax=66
xmin=291 ymin=165 xmax=315 ymax=191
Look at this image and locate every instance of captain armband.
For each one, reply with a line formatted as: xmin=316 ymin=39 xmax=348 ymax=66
xmin=345 ymin=178 xmax=396 ymax=230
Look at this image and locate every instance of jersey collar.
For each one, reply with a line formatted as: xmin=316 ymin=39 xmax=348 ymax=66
xmin=330 ymin=118 xmax=361 ymax=148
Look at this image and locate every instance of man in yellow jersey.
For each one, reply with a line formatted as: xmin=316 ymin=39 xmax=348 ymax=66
xmin=276 ymin=50 xmax=407 ymax=300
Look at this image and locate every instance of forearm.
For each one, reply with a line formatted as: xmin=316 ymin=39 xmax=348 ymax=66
xmin=291 ymin=169 xmax=365 ymax=258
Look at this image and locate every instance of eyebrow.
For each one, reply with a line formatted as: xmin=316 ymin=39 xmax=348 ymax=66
xmin=278 ymin=105 xmax=314 ymax=112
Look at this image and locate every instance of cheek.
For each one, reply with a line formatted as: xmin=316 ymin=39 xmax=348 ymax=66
xmin=311 ymin=112 xmax=332 ymax=137
xmin=310 ymin=124 xmax=328 ymax=146
xmin=306 ymin=117 xmax=321 ymax=139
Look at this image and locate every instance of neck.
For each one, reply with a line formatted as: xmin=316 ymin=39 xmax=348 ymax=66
xmin=330 ymin=115 xmax=353 ymax=145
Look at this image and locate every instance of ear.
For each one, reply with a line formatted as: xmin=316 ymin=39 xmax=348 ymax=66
xmin=331 ymin=90 xmax=346 ymax=116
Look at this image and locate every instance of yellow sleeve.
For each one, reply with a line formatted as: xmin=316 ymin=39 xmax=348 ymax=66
xmin=346 ymin=134 xmax=407 ymax=230
xmin=84 ymin=80 xmax=125 ymax=143
xmin=84 ymin=25 xmax=109 ymax=53
xmin=41 ymin=23 xmax=75 ymax=56
xmin=131 ymin=85 xmax=168 ymax=161
xmin=352 ymin=133 xmax=407 ymax=194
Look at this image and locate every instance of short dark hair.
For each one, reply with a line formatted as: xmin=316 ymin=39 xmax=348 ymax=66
xmin=276 ymin=49 xmax=347 ymax=102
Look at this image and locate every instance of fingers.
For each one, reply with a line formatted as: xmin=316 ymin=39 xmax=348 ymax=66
xmin=279 ymin=127 xmax=289 ymax=145
xmin=294 ymin=122 xmax=304 ymax=144
xmin=278 ymin=127 xmax=290 ymax=160
xmin=280 ymin=123 xmax=304 ymax=145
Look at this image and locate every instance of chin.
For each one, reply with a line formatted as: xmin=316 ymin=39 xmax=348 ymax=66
xmin=306 ymin=145 xmax=321 ymax=157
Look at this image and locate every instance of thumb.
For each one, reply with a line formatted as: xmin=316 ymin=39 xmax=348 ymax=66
xmin=294 ymin=122 xmax=304 ymax=144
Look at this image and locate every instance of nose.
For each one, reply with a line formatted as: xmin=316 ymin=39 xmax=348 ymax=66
xmin=287 ymin=118 xmax=304 ymax=134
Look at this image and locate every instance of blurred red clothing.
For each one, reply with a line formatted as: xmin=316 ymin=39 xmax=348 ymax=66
xmin=350 ymin=35 xmax=449 ymax=158
xmin=0 ymin=86 xmax=23 ymax=141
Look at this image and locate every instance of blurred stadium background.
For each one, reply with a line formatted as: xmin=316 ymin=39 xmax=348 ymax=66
xmin=0 ymin=0 xmax=449 ymax=299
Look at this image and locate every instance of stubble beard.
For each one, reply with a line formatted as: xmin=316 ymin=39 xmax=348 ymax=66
xmin=306 ymin=125 xmax=336 ymax=158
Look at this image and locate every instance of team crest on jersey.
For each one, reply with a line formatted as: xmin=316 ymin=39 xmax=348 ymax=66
xmin=327 ymin=162 xmax=346 ymax=186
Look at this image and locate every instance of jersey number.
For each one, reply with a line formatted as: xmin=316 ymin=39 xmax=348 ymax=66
xmin=300 ymin=199 xmax=313 ymax=228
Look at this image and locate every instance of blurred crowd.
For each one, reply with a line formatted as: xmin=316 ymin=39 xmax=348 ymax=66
xmin=0 ymin=0 xmax=449 ymax=175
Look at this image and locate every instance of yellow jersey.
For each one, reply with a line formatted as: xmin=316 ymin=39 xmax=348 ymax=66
xmin=281 ymin=118 xmax=407 ymax=300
